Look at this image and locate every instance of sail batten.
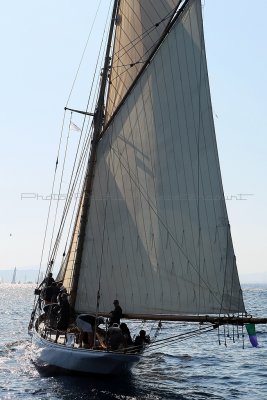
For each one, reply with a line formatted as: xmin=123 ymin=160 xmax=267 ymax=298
xmin=71 ymin=0 xmax=245 ymax=317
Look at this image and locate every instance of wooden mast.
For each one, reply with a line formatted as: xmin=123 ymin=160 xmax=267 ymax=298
xmin=69 ymin=0 xmax=120 ymax=308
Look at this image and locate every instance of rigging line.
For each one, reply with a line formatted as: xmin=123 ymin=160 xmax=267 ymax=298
xmin=109 ymin=144 xmax=224 ymax=309
xmin=49 ymin=123 xmax=93 ymax=263
xmin=61 ymin=7 xmax=112 ymax=206
xmin=113 ymin=0 xmax=184 ymax=63
xmin=37 ymin=109 xmax=67 ymax=278
xmin=112 ymin=60 xmax=145 ymax=69
xmin=125 ymin=326 xmax=215 ymax=354
xmin=89 ymin=0 xmax=114 ymax=111
xmin=68 ymin=0 xmax=121 ymax=308
xmin=111 ymin=7 xmax=174 ymax=63
xmin=53 ymin=127 xmax=90 ymax=269
xmin=51 ymin=124 xmax=93 ymax=265
xmin=52 ymin=26 xmax=107 ymax=276
xmin=107 ymin=6 xmax=180 ymax=93
xmin=110 ymin=1 xmax=184 ymax=81
xmin=48 ymin=122 xmax=93 ymax=262
xmin=149 ymin=326 xmax=215 ymax=348
xmin=149 ymin=325 xmax=213 ymax=345
xmin=49 ymin=27 xmax=107 ymax=263
xmin=59 ymin=3 xmax=112 ymax=243
xmin=47 ymin=113 xmax=72 ymax=263
xmin=60 ymin=118 xmax=92 ymax=262
xmin=48 ymin=130 xmax=88 ymax=262
xmin=50 ymin=114 xmax=93 ymax=244
xmin=109 ymin=10 xmax=178 ymax=84
xmin=45 ymin=4 xmax=111 ymax=266
xmin=148 ymin=328 xmax=215 ymax=351
xmin=107 ymin=41 xmax=152 ymax=83
xmin=65 ymin=0 xmax=104 ymax=107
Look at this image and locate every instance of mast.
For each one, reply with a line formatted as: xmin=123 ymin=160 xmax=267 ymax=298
xmin=69 ymin=0 xmax=120 ymax=308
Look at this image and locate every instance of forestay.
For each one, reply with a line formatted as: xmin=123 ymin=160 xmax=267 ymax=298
xmin=73 ymin=0 xmax=245 ymax=316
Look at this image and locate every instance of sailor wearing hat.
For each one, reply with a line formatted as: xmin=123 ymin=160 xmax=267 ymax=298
xmin=109 ymin=299 xmax=122 ymax=326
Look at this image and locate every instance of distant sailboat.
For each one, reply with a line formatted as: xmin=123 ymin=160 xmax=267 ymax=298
xmin=11 ymin=267 xmax=16 ymax=284
xmin=29 ymin=0 xmax=267 ymax=375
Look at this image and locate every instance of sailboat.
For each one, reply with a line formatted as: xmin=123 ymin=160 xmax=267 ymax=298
xmin=11 ymin=267 xmax=16 ymax=284
xmin=29 ymin=0 xmax=267 ymax=375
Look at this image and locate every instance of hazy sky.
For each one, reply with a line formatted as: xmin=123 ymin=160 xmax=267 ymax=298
xmin=0 ymin=1 xmax=266 ymax=279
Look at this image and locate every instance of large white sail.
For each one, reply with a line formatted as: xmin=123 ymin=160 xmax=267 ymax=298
xmin=106 ymin=0 xmax=181 ymax=122
xmin=74 ymin=0 xmax=245 ymax=316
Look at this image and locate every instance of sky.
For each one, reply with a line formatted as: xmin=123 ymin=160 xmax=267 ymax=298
xmin=0 ymin=1 xmax=266 ymax=281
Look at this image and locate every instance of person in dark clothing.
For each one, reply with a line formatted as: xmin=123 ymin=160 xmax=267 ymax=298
xmin=42 ymin=284 xmax=54 ymax=304
xmin=57 ymin=286 xmax=67 ymax=303
xmin=42 ymin=281 xmax=61 ymax=304
xmin=55 ymin=294 xmax=71 ymax=343
xmin=38 ymin=272 xmax=54 ymax=289
xmin=51 ymin=282 xmax=60 ymax=303
xmin=43 ymin=303 xmax=60 ymax=329
xmin=120 ymin=322 xmax=133 ymax=345
xmin=109 ymin=299 xmax=122 ymax=326
xmin=134 ymin=330 xmax=150 ymax=348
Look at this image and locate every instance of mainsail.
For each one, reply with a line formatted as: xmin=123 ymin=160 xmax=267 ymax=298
xmin=64 ymin=0 xmax=245 ymax=317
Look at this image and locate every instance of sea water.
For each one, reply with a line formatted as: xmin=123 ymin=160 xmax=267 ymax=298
xmin=0 ymin=284 xmax=266 ymax=399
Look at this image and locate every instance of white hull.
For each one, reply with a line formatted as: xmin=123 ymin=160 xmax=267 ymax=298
xmin=31 ymin=328 xmax=140 ymax=375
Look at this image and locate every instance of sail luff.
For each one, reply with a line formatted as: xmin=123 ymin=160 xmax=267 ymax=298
xmin=69 ymin=0 xmax=120 ymax=308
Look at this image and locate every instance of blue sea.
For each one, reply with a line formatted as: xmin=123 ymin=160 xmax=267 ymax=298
xmin=0 ymin=284 xmax=267 ymax=399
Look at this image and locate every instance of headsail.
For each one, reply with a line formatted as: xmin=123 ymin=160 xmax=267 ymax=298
xmin=66 ymin=0 xmax=245 ymax=317
xmin=106 ymin=0 xmax=182 ymax=123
